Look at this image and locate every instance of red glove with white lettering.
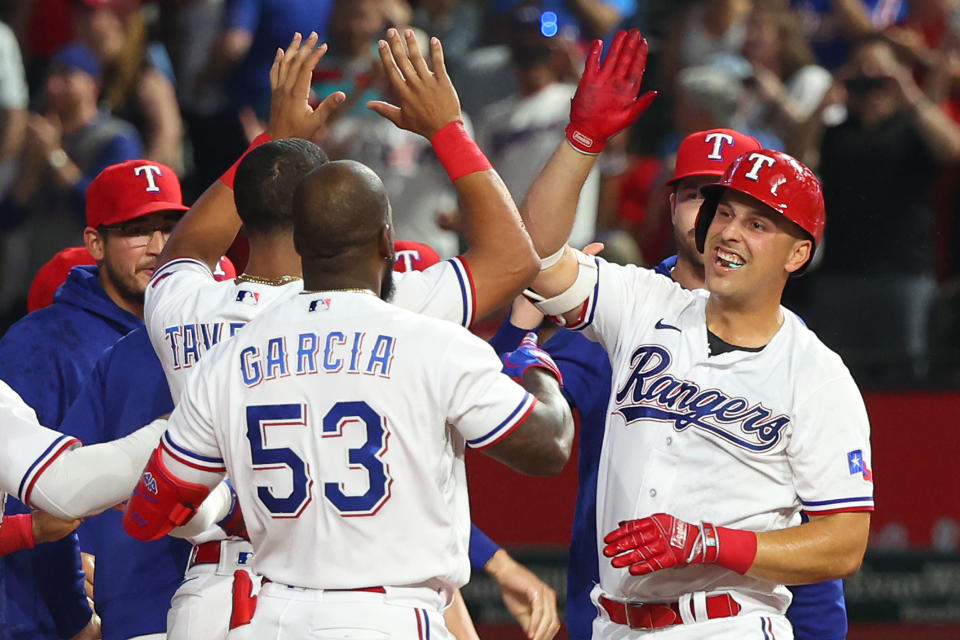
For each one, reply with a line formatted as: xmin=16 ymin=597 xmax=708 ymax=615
xmin=603 ymin=513 xmax=757 ymax=576
xmin=565 ymin=29 xmax=657 ymax=154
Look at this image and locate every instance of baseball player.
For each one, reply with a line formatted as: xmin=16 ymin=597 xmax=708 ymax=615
xmin=492 ymin=128 xmax=851 ymax=639
xmin=137 ymin=29 xmax=542 ymax=639
xmin=516 ymin=30 xmax=873 ymax=638
xmin=122 ymin=157 xmax=574 ymax=640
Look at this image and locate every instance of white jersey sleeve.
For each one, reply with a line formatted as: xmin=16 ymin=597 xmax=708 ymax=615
xmin=145 ymin=257 xmax=216 ymax=324
xmin=0 ymin=381 xmax=80 ymax=508
xmin=437 ymin=330 xmax=536 ymax=449
xmin=391 ymin=256 xmax=475 ymax=327
xmin=568 ymin=257 xmax=689 ymax=355
xmin=788 ymin=374 xmax=875 ymax=515
xmin=158 ymin=368 xmax=226 ymax=484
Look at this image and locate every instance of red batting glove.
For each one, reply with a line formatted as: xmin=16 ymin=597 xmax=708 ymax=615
xmin=229 ymin=570 xmax=258 ymax=630
xmin=565 ymin=29 xmax=657 ymax=154
xmin=603 ymin=513 xmax=757 ymax=576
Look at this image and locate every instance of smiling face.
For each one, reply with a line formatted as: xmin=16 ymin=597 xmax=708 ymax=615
xmin=703 ymin=190 xmax=812 ymax=304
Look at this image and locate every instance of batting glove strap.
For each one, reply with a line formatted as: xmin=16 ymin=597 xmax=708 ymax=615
xmin=501 ymin=332 xmax=564 ymax=387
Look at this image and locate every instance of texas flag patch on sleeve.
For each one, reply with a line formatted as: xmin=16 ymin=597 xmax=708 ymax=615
xmin=847 ymin=449 xmax=873 ymax=482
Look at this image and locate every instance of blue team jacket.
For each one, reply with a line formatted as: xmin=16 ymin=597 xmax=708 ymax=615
xmin=0 ymin=265 xmax=141 ymax=639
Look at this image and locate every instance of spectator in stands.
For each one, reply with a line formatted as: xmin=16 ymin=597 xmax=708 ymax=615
xmin=737 ymin=0 xmax=832 ymax=156
xmin=476 ymin=9 xmax=599 ymax=249
xmin=791 ymin=0 xmax=907 ymax=69
xmin=317 ymin=0 xmax=460 ymax=256
xmin=805 ymin=36 xmax=960 ymax=380
xmin=486 ymin=0 xmax=637 ymax=42
xmin=73 ymin=0 xmax=184 ymax=173
xmin=661 ymin=0 xmax=751 ymax=92
xmin=411 ymin=0 xmax=482 ymax=69
xmin=0 ymin=43 xmax=142 ymax=304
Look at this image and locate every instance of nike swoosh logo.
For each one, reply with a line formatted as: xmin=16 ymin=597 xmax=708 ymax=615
xmin=655 ymin=319 xmax=681 ymax=332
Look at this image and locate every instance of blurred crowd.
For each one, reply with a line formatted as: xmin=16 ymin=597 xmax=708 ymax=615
xmin=2 ymin=0 xmax=960 ymax=388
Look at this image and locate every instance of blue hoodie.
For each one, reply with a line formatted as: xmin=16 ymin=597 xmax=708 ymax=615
xmin=0 ymin=265 xmax=141 ymax=639
xmin=58 ymin=327 xmax=187 ymax=640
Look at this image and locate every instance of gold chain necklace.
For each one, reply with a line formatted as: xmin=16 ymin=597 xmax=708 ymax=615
xmin=302 ymin=287 xmax=377 ymax=296
xmin=235 ymin=273 xmax=302 ymax=286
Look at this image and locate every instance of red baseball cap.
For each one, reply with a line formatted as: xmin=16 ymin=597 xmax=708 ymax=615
xmin=393 ymin=241 xmax=441 ymax=273
xmin=27 ymin=246 xmax=95 ymax=312
xmin=86 ymin=160 xmax=189 ymax=228
xmin=666 ymin=129 xmax=763 ymax=186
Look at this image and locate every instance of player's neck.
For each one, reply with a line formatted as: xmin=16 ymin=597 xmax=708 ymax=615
xmin=705 ymin=294 xmax=784 ymax=349
xmin=671 ymin=255 xmax=705 ymax=291
xmin=243 ymin=234 xmax=303 ymax=281
xmin=302 ymin=259 xmax=384 ymax=295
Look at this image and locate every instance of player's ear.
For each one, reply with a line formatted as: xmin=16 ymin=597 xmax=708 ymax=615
xmin=84 ymin=226 xmax=106 ymax=262
xmin=379 ymin=225 xmax=393 ymax=262
xmin=784 ymin=238 xmax=811 ymax=274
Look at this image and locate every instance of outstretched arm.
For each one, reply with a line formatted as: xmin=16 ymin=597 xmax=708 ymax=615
xmin=521 ymin=30 xmax=655 ymax=321
xmin=368 ymin=29 xmax=539 ymax=321
xmin=157 ymin=32 xmax=345 ymax=272
xmin=604 ymin=511 xmax=870 ymax=584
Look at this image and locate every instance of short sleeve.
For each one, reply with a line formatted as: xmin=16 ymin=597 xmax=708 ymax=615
xmin=160 ymin=370 xmax=224 ymax=475
xmin=569 ymin=258 xmax=681 ymax=355
xmin=788 ymin=375 xmax=875 ymax=515
xmin=0 ymin=384 xmax=80 ymax=506
xmin=440 ymin=330 xmax=536 ymax=449
xmin=391 ymin=257 xmax=475 ymax=327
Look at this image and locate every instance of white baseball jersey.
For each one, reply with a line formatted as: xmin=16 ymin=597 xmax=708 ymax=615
xmin=145 ymin=256 xmax=476 ymax=403
xmin=159 ymin=291 xmax=534 ymax=595
xmin=0 ymin=380 xmax=80 ymax=521
xmin=570 ymin=259 xmax=874 ymax=614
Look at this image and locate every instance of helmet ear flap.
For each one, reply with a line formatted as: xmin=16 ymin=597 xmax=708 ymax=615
xmin=695 ymin=187 xmax=724 ymax=253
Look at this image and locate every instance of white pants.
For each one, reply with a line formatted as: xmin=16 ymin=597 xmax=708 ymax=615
xmin=590 ymin=587 xmax=793 ymax=640
xmin=166 ymin=540 xmax=259 ymax=640
xmin=248 ymin=581 xmax=454 ymax=640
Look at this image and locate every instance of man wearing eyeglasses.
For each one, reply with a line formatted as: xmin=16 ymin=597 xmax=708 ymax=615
xmin=0 ymin=159 xmax=187 ymax=640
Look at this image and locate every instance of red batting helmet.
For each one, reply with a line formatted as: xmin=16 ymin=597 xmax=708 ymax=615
xmin=695 ymin=149 xmax=825 ymax=272
xmin=666 ymin=129 xmax=763 ymax=185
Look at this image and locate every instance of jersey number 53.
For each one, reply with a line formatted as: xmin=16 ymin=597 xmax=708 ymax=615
xmin=245 ymin=402 xmax=392 ymax=518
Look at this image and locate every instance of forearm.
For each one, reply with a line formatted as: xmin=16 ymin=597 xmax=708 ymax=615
xmin=748 ymin=512 xmax=870 ymax=584
xmin=30 ymin=419 xmax=166 ymax=519
xmin=158 ymin=179 xmax=242 ymax=271
xmin=444 ymin=589 xmax=481 ymax=640
xmin=520 ymin=142 xmax=598 ymax=256
xmin=515 ymin=369 xmax=575 ymax=475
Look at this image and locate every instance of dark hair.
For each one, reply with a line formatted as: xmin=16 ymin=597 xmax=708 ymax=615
xmin=234 ymin=138 xmax=329 ymax=235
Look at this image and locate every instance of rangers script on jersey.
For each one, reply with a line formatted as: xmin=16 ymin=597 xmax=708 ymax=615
xmin=571 ymin=259 xmax=874 ymax=616
xmin=158 ymin=290 xmax=534 ymax=598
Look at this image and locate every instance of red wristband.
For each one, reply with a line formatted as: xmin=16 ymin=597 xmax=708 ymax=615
xmin=715 ymin=526 xmax=757 ymax=575
xmin=219 ymin=132 xmax=274 ymax=190
xmin=0 ymin=514 xmax=36 ymax=555
xmin=430 ymin=121 xmax=492 ymax=183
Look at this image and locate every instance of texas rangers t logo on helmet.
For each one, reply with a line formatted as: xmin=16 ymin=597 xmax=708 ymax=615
xmin=134 ymin=165 xmax=163 ymax=193
xmin=705 ymin=132 xmax=735 ymax=161
xmin=743 ymin=153 xmax=776 ymax=181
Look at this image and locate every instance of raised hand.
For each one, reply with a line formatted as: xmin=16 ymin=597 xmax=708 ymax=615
xmin=566 ymin=29 xmax=657 ymax=154
xmin=267 ymin=31 xmax=345 ymax=140
xmin=366 ymin=28 xmax=461 ymax=139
